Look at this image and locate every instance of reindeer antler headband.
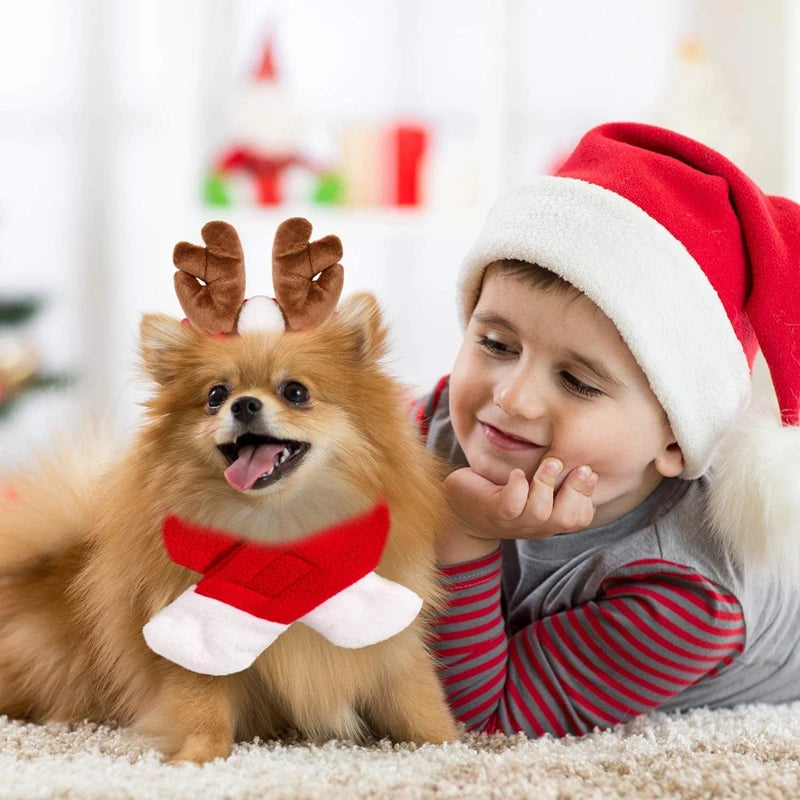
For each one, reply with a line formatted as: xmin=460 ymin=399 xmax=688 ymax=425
xmin=172 ymin=217 xmax=344 ymax=335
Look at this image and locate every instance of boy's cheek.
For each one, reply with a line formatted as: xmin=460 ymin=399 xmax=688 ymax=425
xmin=447 ymin=366 xmax=470 ymax=415
xmin=447 ymin=375 xmax=474 ymax=445
xmin=472 ymin=460 xmax=512 ymax=488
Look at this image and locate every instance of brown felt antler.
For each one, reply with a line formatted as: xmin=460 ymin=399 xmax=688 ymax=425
xmin=272 ymin=217 xmax=344 ymax=331
xmin=173 ymin=221 xmax=246 ymax=335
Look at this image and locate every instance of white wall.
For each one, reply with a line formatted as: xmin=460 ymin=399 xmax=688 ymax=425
xmin=0 ymin=0 xmax=796 ymax=462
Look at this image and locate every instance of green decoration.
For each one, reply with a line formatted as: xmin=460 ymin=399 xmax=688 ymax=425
xmin=312 ymin=173 xmax=344 ymax=205
xmin=0 ymin=293 xmax=72 ymax=418
xmin=204 ymin=172 xmax=232 ymax=207
xmin=0 ymin=373 xmax=72 ymax=419
xmin=0 ymin=297 xmax=43 ymax=326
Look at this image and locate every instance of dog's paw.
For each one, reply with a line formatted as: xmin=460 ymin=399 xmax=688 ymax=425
xmin=408 ymin=717 xmax=461 ymax=745
xmin=165 ymin=732 xmax=232 ymax=765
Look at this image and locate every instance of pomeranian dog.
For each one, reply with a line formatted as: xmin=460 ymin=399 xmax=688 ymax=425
xmin=0 ymin=219 xmax=457 ymax=763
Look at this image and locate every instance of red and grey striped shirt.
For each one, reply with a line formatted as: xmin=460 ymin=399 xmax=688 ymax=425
xmin=417 ymin=377 xmax=800 ymax=737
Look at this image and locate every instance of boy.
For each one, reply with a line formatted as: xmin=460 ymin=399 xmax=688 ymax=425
xmin=417 ymin=122 xmax=800 ymax=737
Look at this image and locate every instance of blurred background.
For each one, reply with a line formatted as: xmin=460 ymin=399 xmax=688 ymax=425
xmin=0 ymin=0 xmax=796 ymax=463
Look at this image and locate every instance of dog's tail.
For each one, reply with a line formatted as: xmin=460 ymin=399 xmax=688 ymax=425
xmin=0 ymin=426 xmax=115 ymax=573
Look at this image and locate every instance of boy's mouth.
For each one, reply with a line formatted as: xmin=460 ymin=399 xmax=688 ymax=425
xmin=480 ymin=422 xmax=541 ymax=451
xmin=217 ymin=433 xmax=310 ymax=492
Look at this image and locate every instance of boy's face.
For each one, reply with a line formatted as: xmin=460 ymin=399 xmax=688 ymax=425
xmin=449 ymin=266 xmax=684 ymax=527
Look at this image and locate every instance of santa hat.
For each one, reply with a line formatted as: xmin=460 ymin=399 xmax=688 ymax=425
xmin=459 ymin=122 xmax=800 ymax=572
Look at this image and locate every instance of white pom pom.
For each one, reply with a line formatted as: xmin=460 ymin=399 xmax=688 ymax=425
xmin=707 ymin=404 xmax=800 ymax=575
xmin=236 ymin=296 xmax=286 ymax=333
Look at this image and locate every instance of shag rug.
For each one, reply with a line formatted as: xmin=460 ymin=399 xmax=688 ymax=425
xmin=2 ymin=703 xmax=800 ymax=799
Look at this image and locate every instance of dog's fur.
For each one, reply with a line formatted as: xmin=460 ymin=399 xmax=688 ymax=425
xmin=0 ymin=293 xmax=457 ymax=762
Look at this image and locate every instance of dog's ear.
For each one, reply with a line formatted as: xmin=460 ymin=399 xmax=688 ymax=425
xmin=139 ymin=313 xmax=202 ymax=385
xmin=331 ymin=292 xmax=388 ymax=365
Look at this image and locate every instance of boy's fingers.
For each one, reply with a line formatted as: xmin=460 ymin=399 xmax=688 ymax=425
xmin=552 ymin=466 xmax=598 ymax=530
xmin=530 ymin=457 xmax=563 ymax=493
xmin=445 ymin=467 xmax=513 ymax=537
xmin=445 ymin=468 xmax=491 ymax=514
xmin=528 ymin=458 xmax=562 ymax=521
xmin=495 ymin=469 xmax=529 ymax=520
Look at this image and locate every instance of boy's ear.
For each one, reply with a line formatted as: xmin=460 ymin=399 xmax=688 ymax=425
xmin=655 ymin=440 xmax=685 ymax=478
xmin=330 ymin=292 xmax=389 ymax=365
xmin=139 ymin=313 xmax=202 ymax=386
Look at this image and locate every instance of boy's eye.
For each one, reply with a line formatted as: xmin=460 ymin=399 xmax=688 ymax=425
xmin=207 ymin=384 xmax=231 ymax=409
xmin=477 ymin=336 xmax=517 ymax=356
xmin=561 ymin=371 xmax=602 ymax=399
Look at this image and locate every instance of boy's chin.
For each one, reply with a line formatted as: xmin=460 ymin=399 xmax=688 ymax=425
xmin=469 ymin=455 xmax=533 ymax=488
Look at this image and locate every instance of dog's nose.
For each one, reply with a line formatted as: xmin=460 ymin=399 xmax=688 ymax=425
xmin=231 ymin=396 xmax=263 ymax=423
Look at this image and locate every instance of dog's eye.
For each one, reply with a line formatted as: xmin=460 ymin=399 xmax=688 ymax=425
xmin=279 ymin=381 xmax=310 ymax=406
xmin=207 ymin=384 xmax=230 ymax=408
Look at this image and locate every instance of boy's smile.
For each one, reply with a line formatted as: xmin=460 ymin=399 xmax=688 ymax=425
xmin=480 ymin=421 xmax=544 ymax=452
xmin=449 ymin=264 xmax=684 ymax=527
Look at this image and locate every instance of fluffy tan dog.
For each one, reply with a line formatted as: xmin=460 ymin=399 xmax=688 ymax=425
xmin=0 ymin=222 xmax=457 ymax=763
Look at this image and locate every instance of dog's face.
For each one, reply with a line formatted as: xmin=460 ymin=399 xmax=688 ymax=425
xmin=138 ymin=293 xmax=392 ymax=513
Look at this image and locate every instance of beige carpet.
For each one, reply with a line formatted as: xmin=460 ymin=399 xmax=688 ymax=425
xmin=2 ymin=703 xmax=799 ymax=799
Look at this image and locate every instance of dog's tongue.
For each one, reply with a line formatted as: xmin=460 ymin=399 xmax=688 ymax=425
xmin=224 ymin=443 xmax=285 ymax=491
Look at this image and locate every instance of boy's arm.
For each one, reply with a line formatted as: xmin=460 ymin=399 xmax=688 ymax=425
xmin=431 ymin=553 xmax=745 ymax=737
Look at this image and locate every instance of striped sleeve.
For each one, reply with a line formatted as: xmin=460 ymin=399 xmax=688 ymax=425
xmin=408 ymin=375 xmax=449 ymax=440
xmin=431 ymin=554 xmax=745 ymax=737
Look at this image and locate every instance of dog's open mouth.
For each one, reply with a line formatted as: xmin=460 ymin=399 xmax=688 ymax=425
xmin=217 ymin=433 xmax=310 ymax=492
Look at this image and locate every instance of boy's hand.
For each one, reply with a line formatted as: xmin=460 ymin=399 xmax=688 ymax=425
xmin=449 ymin=458 xmax=597 ymax=538
xmin=436 ymin=459 xmax=598 ymax=566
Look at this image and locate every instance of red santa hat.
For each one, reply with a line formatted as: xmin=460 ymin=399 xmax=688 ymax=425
xmin=459 ymin=122 xmax=800 ymax=571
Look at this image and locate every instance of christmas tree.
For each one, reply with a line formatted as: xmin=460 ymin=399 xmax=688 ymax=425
xmin=0 ymin=296 xmax=69 ymax=419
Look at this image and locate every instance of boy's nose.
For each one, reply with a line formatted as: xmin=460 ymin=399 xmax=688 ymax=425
xmin=494 ymin=375 xmax=544 ymax=419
